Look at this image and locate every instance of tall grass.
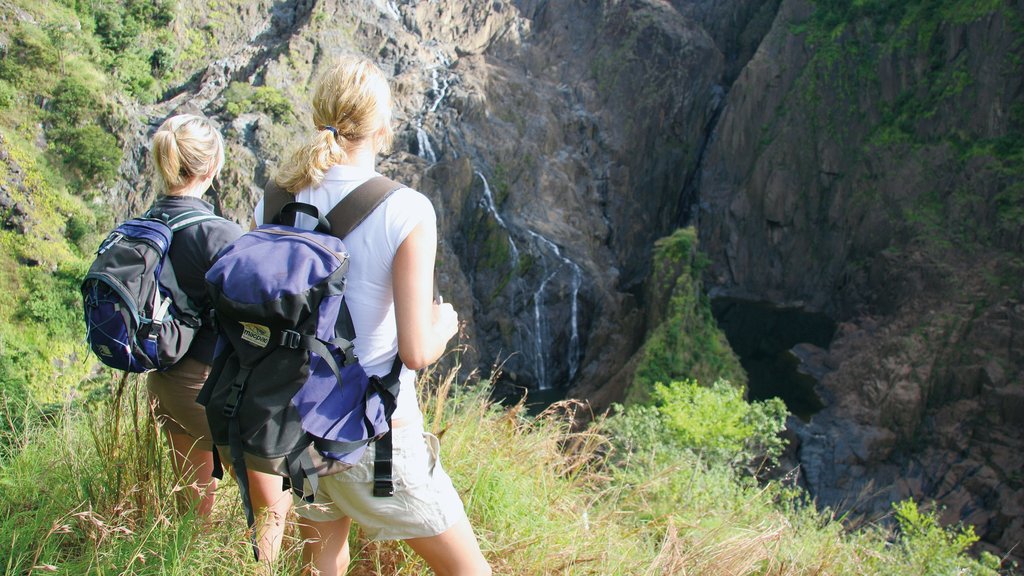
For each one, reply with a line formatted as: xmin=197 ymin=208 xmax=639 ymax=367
xmin=0 ymin=359 xmax=1010 ymax=575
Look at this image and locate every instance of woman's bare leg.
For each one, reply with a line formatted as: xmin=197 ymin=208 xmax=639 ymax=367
xmin=404 ymin=519 xmax=490 ymax=576
xmin=165 ymin=431 xmax=217 ymax=517
xmin=298 ymin=517 xmax=352 ymax=575
xmin=246 ymin=470 xmax=292 ymax=563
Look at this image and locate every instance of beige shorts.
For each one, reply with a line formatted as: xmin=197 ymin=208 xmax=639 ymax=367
xmin=146 ymin=357 xmax=213 ymax=451
xmin=293 ymin=424 xmax=468 ymax=541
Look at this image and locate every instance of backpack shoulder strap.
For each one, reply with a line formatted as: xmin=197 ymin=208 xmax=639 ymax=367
xmin=263 ymin=180 xmax=294 ymax=225
xmin=166 ymin=210 xmax=223 ymax=232
xmin=325 ymin=176 xmax=405 ymax=239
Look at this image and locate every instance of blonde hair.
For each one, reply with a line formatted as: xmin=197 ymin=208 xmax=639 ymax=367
xmin=152 ymin=114 xmax=225 ymax=195
xmin=276 ymin=55 xmax=394 ymax=193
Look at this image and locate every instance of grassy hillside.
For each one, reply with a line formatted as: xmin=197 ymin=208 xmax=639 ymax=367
xmin=0 ymin=361 xmax=1006 ymax=574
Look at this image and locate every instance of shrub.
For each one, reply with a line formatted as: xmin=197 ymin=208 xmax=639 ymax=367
xmin=128 ymin=0 xmax=175 ymax=27
xmin=608 ymin=378 xmax=788 ymax=470
xmin=0 ymin=80 xmax=15 ymax=109
xmin=889 ymin=499 xmax=1000 ymax=576
xmin=654 ymin=379 xmax=788 ymax=467
xmin=93 ymin=6 xmax=141 ymax=53
xmin=224 ymin=81 xmax=292 ymax=119
xmin=149 ymin=46 xmax=175 ymax=78
xmin=111 ymin=51 xmax=157 ymax=102
xmin=49 ymin=125 xmax=121 ymax=184
xmin=251 ymin=86 xmax=292 ymax=119
xmin=48 ymin=77 xmax=98 ymax=126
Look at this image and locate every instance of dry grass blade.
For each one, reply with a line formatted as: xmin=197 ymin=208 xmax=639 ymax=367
xmin=646 ymin=518 xmax=791 ymax=576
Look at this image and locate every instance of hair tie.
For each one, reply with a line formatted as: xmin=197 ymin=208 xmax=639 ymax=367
xmin=323 ymin=125 xmax=338 ymax=137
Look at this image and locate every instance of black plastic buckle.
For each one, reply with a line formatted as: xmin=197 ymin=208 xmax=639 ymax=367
xmin=223 ymin=379 xmax=246 ymax=417
xmin=372 ymin=461 xmax=394 ymax=497
xmin=373 ymin=478 xmax=394 ymax=497
xmin=280 ymin=330 xmax=301 ymax=349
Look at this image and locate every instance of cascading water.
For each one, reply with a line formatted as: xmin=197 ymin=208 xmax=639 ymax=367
xmin=416 ymin=121 xmax=437 ymax=163
xmin=414 ymin=51 xmax=453 ymax=164
xmin=472 ymin=170 xmax=582 ymax=390
xmin=383 ymin=10 xmax=585 ymax=392
xmin=475 ymin=171 xmax=519 ymax=263
xmin=524 ymin=230 xmax=582 ymax=388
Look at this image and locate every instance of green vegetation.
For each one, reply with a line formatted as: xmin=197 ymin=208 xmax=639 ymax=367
xmin=0 ymin=131 xmax=105 ymax=406
xmin=0 ymin=359 xmax=1005 ymax=574
xmin=629 ymin=227 xmax=747 ymax=403
xmin=779 ymin=0 xmax=1024 ymax=284
xmin=0 ymin=1 xmax=1015 ymax=573
xmin=223 ymin=82 xmax=294 ymax=120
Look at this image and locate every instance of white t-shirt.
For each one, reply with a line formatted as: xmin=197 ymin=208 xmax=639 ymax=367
xmin=253 ymin=164 xmax=435 ymax=424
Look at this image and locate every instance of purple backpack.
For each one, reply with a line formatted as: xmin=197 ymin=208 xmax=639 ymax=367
xmin=198 ymin=177 xmax=405 ymax=558
xmin=82 ymin=210 xmax=222 ymax=373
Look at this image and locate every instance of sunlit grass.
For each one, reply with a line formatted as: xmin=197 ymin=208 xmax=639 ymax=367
xmin=0 ymin=355 xmax=1007 ymax=575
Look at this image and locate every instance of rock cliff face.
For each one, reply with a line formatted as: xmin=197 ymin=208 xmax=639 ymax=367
xmin=107 ymin=0 xmax=1022 ymax=560
xmin=698 ymin=0 xmax=1024 ymax=560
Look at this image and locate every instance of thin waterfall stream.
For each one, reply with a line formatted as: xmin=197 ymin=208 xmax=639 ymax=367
xmin=388 ymin=17 xmax=586 ymax=394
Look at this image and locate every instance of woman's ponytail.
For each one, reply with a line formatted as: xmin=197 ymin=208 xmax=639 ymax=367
xmin=151 ymin=114 xmax=224 ymax=196
xmin=152 ymin=128 xmax=184 ymax=191
xmin=275 ymin=55 xmax=394 ymax=194
xmin=277 ymin=128 xmax=346 ymax=194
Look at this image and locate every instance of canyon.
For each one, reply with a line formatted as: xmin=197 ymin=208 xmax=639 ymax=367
xmin=103 ymin=0 xmax=1023 ymax=561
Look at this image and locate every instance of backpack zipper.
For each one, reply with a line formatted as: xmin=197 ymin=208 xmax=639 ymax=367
xmin=257 ymin=228 xmax=347 ymax=262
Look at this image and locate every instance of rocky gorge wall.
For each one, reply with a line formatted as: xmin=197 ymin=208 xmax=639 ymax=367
xmin=102 ymin=0 xmax=1023 ymax=561
xmin=698 ymin=0 xmax=1024 ymax=561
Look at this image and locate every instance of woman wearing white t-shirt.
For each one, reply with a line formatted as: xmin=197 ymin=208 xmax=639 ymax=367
xmin=253 ymin=56 xmax=490 ymax=576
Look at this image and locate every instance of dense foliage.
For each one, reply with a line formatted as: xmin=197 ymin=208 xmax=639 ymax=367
xmin=629 ymin=227 xmax=747 ymax=403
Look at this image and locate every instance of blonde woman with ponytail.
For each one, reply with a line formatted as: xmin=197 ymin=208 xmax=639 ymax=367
xmin=147 ymin=114 xmax=291 ymax=560
xmin=253 ymin=56 xmax=491 ymax=576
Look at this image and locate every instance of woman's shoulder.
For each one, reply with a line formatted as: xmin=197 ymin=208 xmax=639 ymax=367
xmin=194 ymin=214 xmax=243 ymax=253
xmin=386 ymin=186 xmax=433 ymax=213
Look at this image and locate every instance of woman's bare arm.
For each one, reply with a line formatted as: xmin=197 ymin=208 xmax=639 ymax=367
xmin=393 ymin=222 xmax=458 ymax=369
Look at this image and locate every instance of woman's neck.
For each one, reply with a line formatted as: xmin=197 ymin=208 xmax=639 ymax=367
xmin=340 ymin=141 xmax=377 ymax=169
xmin=167 ymin=178 xmax=210 ymax=198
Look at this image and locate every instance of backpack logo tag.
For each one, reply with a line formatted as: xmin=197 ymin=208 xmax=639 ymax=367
xmin=240 ymin=322 xmax=271 ymax=348
xmin=97 ymin=344 xmax=112 ymax=357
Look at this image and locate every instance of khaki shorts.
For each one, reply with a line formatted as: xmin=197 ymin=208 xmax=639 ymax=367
xmin=293 ymin=424 xmax=468 ymax=541
xmin=146 ymin=357 xmax=213 ymax=451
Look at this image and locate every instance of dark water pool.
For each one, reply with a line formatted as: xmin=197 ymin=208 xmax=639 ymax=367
xmin=711 ymin=297 xmax=835 ymax=421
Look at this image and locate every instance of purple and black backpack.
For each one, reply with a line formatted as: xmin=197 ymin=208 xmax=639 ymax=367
xmin=81 ymin=210 xmax=223 ymax=373
xmin=198 ymin=177 xmax=406 ymax=557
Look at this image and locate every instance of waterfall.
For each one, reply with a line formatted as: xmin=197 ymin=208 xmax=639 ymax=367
xmin=414 ymin=51 xmax=455 ymax=164
xmin=416 ymin=121 xmax=437 ymax=163
xmin=429 ymin=65 xmax=451 ymax=113
xmin=525 ymin=230 xmax=583 ymax=387
xmin=472 ymin=170 xmax=582 ymax=390
xmin=475 ymin=171 xmax=519 ymax=263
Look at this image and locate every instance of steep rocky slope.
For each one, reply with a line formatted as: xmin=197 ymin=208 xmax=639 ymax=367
xmin=114 ymin=0 xmax=775 ymax=397
xmin=698 ymin=0 xmax=1024 ymax=559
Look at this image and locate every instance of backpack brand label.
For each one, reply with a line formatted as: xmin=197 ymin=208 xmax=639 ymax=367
xmin=240 ymin=322 xmax=271 ymax=348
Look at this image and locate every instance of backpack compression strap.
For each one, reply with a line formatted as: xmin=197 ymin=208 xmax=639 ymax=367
xmin=371 ymin=354 xmax=404 ymax=497
xmin=142 ymin=208 xmax=225 ymax=231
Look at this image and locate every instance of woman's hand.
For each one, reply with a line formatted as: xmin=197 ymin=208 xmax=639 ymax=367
xmin=432 ymin=301 xmax=459 ymax=344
